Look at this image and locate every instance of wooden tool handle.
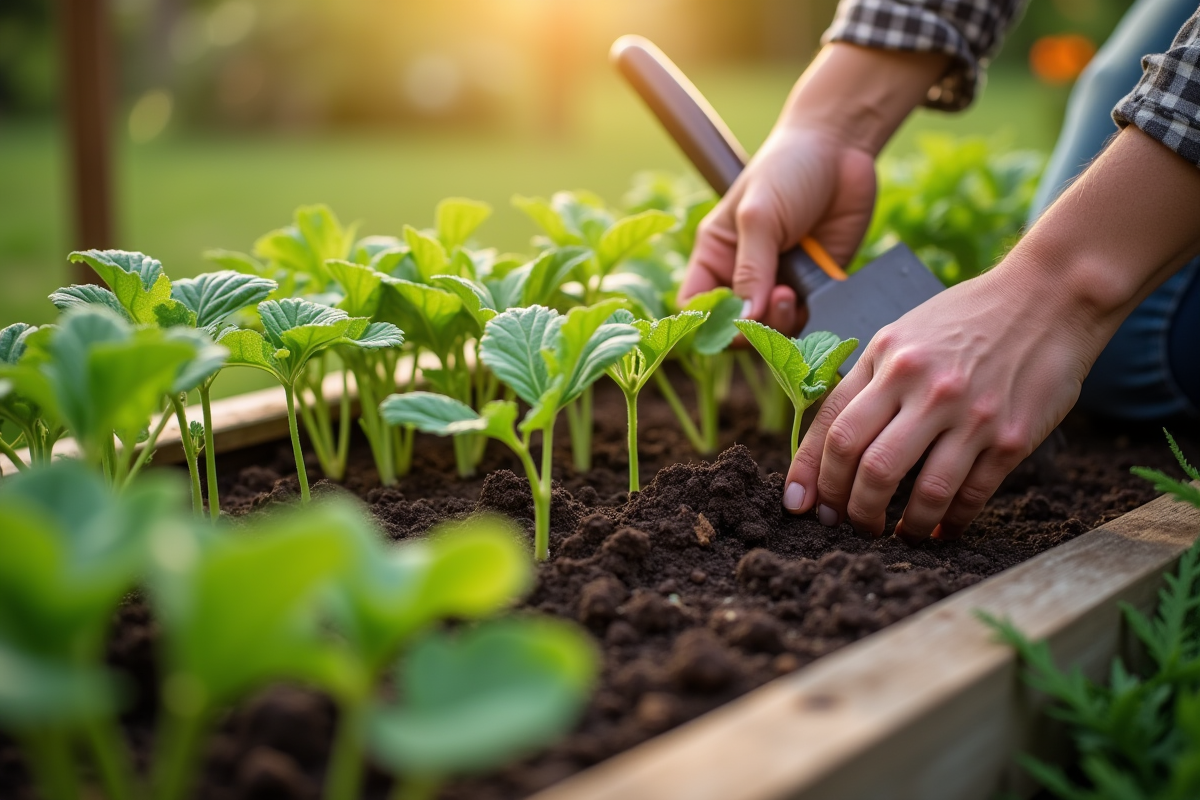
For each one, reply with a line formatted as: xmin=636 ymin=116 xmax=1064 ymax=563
xmin=610 ymin=35 xmax=846 ymax=302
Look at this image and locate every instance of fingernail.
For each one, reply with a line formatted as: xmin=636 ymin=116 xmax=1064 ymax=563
xmin=740 ymin=299 xmax=753 ymax=319
xmin=783 ymin=482 xmax=805 ymax=511
xmin=817 ymin=504 xmax=838 ymax=527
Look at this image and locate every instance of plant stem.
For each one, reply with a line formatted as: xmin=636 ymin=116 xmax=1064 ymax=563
xmin=127 ymin=403 xmax=175 ymax=483
xmin=0 ymin=437 xmax=27 ymax=470
xmin=324 ymin=698 xmax=367 ymax=800
xmin=152 ymin=712 xmax=206 ymax=800
xmin=24 ymin=729 xmax=80 ymax=800
xmin=284 ymin=385 xmax=312 ymax=503
xmin=652 ymin=371 xmax=707 ymax=454
xmin=534 ymin=425 xmax=555 ymax=560
xmin=84 ymin=716 xmax=140 ymax=800
xmin=199 ymin=383 xmax=220 ymax=520
xmin=696 ymin=365 xmax=719 ymax=455
xmin=791 ymin=405 xmax=803 ymax=458
xmin=335 ymin=368 xmax=352 ymax=478
xmin=171 ymin=396 xmax=203 ymax=514
xmin=101 ymin=433 xmax=118 ymax=485
xmin=566 ymin=388 xmax=593 ymax=473
xmin=452 ymin=434 xmax=476 ymax=479
xmin=296 ymin=386 xmax=337 ymax=480
xmin=389 ymin=774 xmax=441 ymax=800
xmin=624 ymin=389 xmax=640 ymax=493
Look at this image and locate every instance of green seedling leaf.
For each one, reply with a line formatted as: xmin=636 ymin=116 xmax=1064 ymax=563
xmin=368 ymin=618 xmax=596 ymax=776
xmin=432 ymin=275 xmax=498 ymax=329
xmin=202 ymin=248 xmax=268 ymax=275
xmin=685 ymin=288 xmax=743 ymax=357
xmin=478 ymin=305 xmax=559 ymax=406
xmin=378 ymin=278 xmax=464 ymax=359
xmin=49 ymin=284 xmax=132 ymax=321
xmin=166 ymin=328 xmax=228 ymax=394
xmin=253 ymin=205 xmax=356 ymax=291
xmin=521 ymin=247 xmax=591 ymax=307
xmin=512 ymin=195 xmax=578 ymax=246
xmin=0 ymin=323 xmax=35 ymax=364
xmin=436 ymin=198 xmax=492 ymax=252
xmin=610 ymin=311 xmax=708 ymax=393
xmin=69 ymin=249 xmax=196 ymax=328
xmin=171 ymin=271 xmax=278 ymax=332
xmin=151 ymin=500 xmax=360 ymax=713
xmin=595 ymin=209 xmax=676 ymax=272
xmin=0 ymin=642 xmax=119 ymax=729
xmin=326 ymin=259 xmax=385 ymax=318
xmin=404 ymin=225 xmax=450 ymax=283
xmin=555 ymin=298 xmax=640 ymax=403
xmin=379 ymin=391 xmax=481 ymax=436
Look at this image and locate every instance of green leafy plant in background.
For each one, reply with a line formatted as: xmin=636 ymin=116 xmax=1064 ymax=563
xmin=0 ymin=322 xmax=64 ymax=470
xmin=218 ymin=298 xmax=403 ymax=502
xmin=649 ymin=287 xmax=743 ymax=456
xmin=381 ymin=299 xmax=639 ymax=560
xmin=0 ymin=308 xmax=209 ymax=491
xmin=982 ymin=431 xmax=1200 ymax=800
xmin=732 ymin=321 xmax=859 ymax=456
xmin=59 ymin=250 xmax=270 ymax=516
xmin=513 ymin=191 xmax=676 ymax=473
xmin=606 ymin=309 xmax=708 ymax=492
xmin=856 ymin=135 xmax=1044 ymax=286
xmin=0 ymin=459 xmax=183 ymax=800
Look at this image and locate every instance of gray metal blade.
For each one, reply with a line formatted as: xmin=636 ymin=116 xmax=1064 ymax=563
xmin=799 ymin=244 xmax=945 ymax=374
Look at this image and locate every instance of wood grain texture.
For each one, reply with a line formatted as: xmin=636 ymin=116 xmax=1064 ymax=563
xmin=529 ymin=493 xmax=1200 ymax=800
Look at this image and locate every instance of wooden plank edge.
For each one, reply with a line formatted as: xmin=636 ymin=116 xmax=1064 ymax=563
xmin=0 ymin=353 xmax=441 ymax=476
xmin=528 ymin=491 xmax=1200 ymax=800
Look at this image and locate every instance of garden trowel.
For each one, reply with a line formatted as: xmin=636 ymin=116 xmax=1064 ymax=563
xmin=610 ymin=35 xmax=945 ymax=372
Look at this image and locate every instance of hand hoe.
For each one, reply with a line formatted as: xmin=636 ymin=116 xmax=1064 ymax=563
xmin=611 ymin=35 xmax=946 ymax=372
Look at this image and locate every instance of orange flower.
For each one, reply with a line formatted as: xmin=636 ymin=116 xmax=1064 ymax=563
xmin=1030 ymin=34 xmax=1097 ymax=84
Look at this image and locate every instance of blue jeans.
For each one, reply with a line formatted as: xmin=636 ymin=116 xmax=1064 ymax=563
xmin=1029 ymin=0 xmax=1200 ymax=419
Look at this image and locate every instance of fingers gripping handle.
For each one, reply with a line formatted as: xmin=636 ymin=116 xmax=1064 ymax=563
xmin=610 ymin=35 xmax=833 ymax=302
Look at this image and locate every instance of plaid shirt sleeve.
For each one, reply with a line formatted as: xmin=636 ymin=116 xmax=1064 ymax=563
xmin=1113 ymin=9 xmax=1200 ymax=167
xmin=822 ymin=0 xmax=1029 ymax=111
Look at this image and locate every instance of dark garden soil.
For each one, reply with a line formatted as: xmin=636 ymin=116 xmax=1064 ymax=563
xmin=2 ymin=373 xmax=1197 ymax=800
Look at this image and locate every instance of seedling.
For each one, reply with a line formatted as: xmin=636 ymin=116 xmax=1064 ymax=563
xmin=218 ymin=298 xmax=403 ymax=502
xmin=381 ymin=300 xmax=639 ymax=559
xmin=606 ymin=309 xmax=708 ymax=491
xmin=732 ymin=321 xmax=858 ymax=456
xmin=0 ymin=459 xmax=183 ymax=800
xmin=321 ymin=513 xmax=532 ymax=800
xmin=368 ymin=618 xmax=596 ymax=800
xmin=0 ymin=322 xmax=64 ymax=470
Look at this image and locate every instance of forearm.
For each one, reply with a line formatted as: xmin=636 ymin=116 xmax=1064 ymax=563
xmin=993 ymin=126 xmax=1200 ymax=351
xmin=776 ymin=44 xmax=950 ymax=156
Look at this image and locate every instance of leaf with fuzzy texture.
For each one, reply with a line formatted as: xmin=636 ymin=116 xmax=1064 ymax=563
xmin=379 ymin=278 xmax=466 ymax=358
xmin=684 ymin=288 xmax=743 ymax=357
xmin=216 ymin=328 xmax=284 ymax=379
xmin=326 ymin=260 xmax=385 ymax=319
xmin=437 ymin=198 xmax=492 ymax=251
xmin=380 ymin=392 xmax=480 ymax=435
xmin=521 ymin=247 xmax=591 ymax=307
xmin=555 ymin=299 xmax=639 ymax=403
xmin=733 ymin=320 xmax=811 ymax=408
xmin=609 ymin=311 xmax=708 ymax=393
xmin=171 ymin=271 xmax=278 ymax=331
xmin=0 ymin=323 xmax=36 ymax=365
xmin=479 ymin=306 xmax=559 ymax=407
xmin=595 ymin=210 xmax=676 ymax=272
xmin=69 ymin=250 xmax=196 ymax=328
xmin=404 ymin=226 xmax=449 ymax=283
xmin=49 ymin=285 xmax=132 ymax=321
xmin=432 ymin=276 xmax=498 ymax=329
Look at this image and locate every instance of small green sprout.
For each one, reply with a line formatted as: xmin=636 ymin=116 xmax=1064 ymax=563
xmin=732 ymin=321 xmax=858 ymax=456
xmin=0 ymin=322 xmax=64 ymax=470
xmin=218 ymin=298 xmax=403 ymax=502
xmin=606 ymin=309 xmax=708 ymax=492
xmin=368 ymin=618 xmax=596 ymax=800
xmin=381 ymin=300 xmax=639 ymax=560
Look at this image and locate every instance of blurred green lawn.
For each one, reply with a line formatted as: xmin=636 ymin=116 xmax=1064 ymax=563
xmin=0 ymin=64 xmax=1066 ymax=396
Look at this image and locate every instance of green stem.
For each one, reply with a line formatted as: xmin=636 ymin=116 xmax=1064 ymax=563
xmin=452 ymin=433 xmax=476 ymax=479
xmin=0 ymin=437 xmax=27 ymax=471
xmin=199 ymin=384 xmax=220 ymax=520
xmin=535 ymin=425 xmax=555 ymax=560
xmin=101 ymin=433 xmax=119 ymax=485
xmin=171 ymin=396 xmax=203 ymax=513
xmin=389 ymin=774 xmax=442 ymax=800
xmin=84 ymin=716 xmax=140 ymax=800
xmin=565 ymin=387 xmax=594 ymax=473
xmin=127 ymin=403 xmax=175 ymax=483
xmin=335 ymin=369 xmax=352 ymax=479
xmin=395 ymin=425 xmax=414 ymax=477
xmin=24 ymin=729 xmax=80 ymax=800
xmin=697 ymin=365 xmax=719 ymax=455
xmin=152 ymin=712 xmax=206 ymax=800
xmin=791 ymin=404 xmax=803 ymax=459
xmin=284 ymin=385 xmax=312 ymax=503
xmin=296 ymin=387 xmax=337 ymax=480
xmin=324 ymin=698 xmax=368 ymax=800
xmin=624 ymin=389 xmax=640 ymax=493
xmin=652 ymin=370 xmax=707 ymax=454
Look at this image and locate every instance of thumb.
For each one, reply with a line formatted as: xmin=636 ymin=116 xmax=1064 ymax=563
xmin=732 ymin=191 xmax=786 ymax=320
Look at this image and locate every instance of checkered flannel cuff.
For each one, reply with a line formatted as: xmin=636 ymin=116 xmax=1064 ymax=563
xmin=1113 ymin=11 xmax=1200 ymax=168
xmin=823 ymin=0 xmax=1026 ymax=111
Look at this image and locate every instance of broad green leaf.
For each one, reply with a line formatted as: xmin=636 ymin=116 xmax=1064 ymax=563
xmin=733 ymin=320 xmax=811 ymax=407
xmin=297 ymin=205 xmax=357 ymax=269
xmin=479 ymin=305 xmax=560 ymax=407
xmin=0 ymin=323 xmax=36 ymax=364
xmin=521 ymin=247 xmax=591 ymax=307
xmin=150 ymin=500 xmax=359 ymax=710
xmin=555 ymin=299 xmax=639 ymax=403
xmin=368 ymin=618 xmax=595 ymax=775
xmin=49 ymin=285 xmax=132 ymax=321
xmin=436 ymin=198 xmax=492 ymax=251
xmin=203 ymin=249 xmax=268 ymax=276
xmin=171 ymin=271 xmax=278 ymax=331
xmin=69 ymin=250 xmax=196 ymax=328
xmin=801 ymin=333 xmax=858 ymax=397
xmin=166 ymin=328 xmax=228 ymax=394
xmin=432 ymin=275 xmax=498 ymax=328
xmin=609 ymin=310 xmax=708 ymax=393
xmin=0 ymin=643 xmax=119 ymax=729
xmin=254 ymin=227 xmax=312 ymax=274
xmin=512 ymin=195 xmax=578 ymax=246
xmin=215 ymin=328 xmax=283 ymax=379
xmin=404 ymin=226 xmax=449 ymax=283
xmin=595 ymin=209 xmax=676 ymax=272
xmin=413 ymin=517 xmax=531 ymax=621
xmin=380 ymin=392 xmax=481 ymax=436
xmin=352 ymin=236 xmax=405 ymax=266
xmin=326 ymin=258 xmax=387 ymax=318
xmin=685 ymin=288 xmax=743 ymax=356
xmin=379 ymin=278 xmax=465 ymax=358
xmin=352 ymin=322 xmax=404 ymax=350
xmin=552 ymin=191 xmax=612 ymax=248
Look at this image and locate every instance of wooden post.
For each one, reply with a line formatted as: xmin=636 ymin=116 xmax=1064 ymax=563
xmin=58 ymin=0 xmax=116 ymax=283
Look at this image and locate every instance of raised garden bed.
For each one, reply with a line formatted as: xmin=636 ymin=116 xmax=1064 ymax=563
xmin=3 ymin=373 xmax=1195 ymax=800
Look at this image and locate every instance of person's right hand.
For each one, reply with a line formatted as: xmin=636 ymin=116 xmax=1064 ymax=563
xmin=681 ymin=125 xmax=877 ymax=333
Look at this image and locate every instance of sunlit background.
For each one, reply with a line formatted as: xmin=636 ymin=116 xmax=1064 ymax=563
xmin=1 ymin=0 xmax=1133 ymax=340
